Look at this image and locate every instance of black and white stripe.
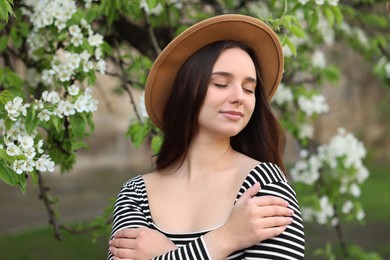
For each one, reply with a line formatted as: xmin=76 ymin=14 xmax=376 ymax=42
xmin=108 ymin=162 xmax=305 ymax=259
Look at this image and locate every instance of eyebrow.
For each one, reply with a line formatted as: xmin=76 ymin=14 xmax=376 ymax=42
xmin=211 ymin=71 xmax=257 ymax=84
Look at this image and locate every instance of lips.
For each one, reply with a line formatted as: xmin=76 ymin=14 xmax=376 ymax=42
xmin=220 ymin=110 xmax=244 ymax=120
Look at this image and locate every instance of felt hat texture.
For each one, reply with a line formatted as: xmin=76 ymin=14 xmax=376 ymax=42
xmin=144 ymin=14 xmax=284 ymax=129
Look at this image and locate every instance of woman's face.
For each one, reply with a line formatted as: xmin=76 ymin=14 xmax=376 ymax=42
xmin=197 ymin=47 xmax=257 ymax=138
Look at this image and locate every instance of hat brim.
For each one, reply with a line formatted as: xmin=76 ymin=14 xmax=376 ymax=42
xmin=145 ymin=14 xmax=284 ymax=129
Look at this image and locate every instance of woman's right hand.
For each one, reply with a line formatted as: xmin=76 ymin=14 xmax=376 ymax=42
xmin=204 ymin=182 xmax=293 ymax=259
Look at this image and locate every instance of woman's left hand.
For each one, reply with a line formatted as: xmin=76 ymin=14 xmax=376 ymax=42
xmin=109 ymin=227 xmax=177 ymax=260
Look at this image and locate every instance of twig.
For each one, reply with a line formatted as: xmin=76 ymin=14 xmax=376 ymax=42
xmin=142 ymin=9 xmax=161 ymax=57
xmin=38 ymin=171 xmax=63 ymax=240
xmin=105 ymin=71 xmax=144 ymax=87
xmin=114 ymin=42 xmax=143 ymax=124
xmin=95 ymin=81 xmax=113 ymax=113
xmin=59 ymin=217 xmax=113 ymax=235
xmin=334 ymin=216 xmax=349 ymax=258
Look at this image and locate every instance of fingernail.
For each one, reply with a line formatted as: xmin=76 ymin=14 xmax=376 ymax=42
xmin=289 ymin=209 xmax=294 ymax=215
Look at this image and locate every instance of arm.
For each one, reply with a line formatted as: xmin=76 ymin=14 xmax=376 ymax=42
xmin=109 ymin=180 xmax=293 ymax=260
xmin=108 ymin=178 xmax=176 ymax=260
xmin=244 ymin=181 xmax=305 ymax=259
xmin=108 ymin=178 xmax=210 ymax=260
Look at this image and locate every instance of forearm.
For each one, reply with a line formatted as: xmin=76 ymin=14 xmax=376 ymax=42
xmin=151 ymin=236 xmax=210 ymax=260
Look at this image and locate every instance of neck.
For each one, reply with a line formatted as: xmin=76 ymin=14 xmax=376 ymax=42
xmin=179 ymin=133 xmax=235 ymax=181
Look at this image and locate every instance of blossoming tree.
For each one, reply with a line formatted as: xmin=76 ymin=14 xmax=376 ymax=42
xmin=0 ymin=0 xmax=389 ymax=258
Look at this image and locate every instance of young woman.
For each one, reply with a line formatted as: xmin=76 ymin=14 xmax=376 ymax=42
xmin=108 ymin=14 xmax=305 ymax=260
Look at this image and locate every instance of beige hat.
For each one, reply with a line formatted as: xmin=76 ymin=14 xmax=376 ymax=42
xmin=145 ymin=14 xmax=284 ymax=129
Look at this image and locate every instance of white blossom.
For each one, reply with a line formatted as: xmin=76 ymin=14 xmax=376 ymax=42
xmin=24 ymin=159 xmax=36 ymax=172
xmin=38 ymin=109 xmax=51 ymax=121
xmin=139 ymin=93 xmax=148 ymax=119
xmin=298 ymin=123 xmax=314 ymax=139
xmin=88 ymin=34 xmax=103 ymax=47
xmin=6 ymin=143 xmax=21 ymax=156
xmin=315 ymin=0 xmax=325 ymax=5
xmin=23 ymin=146 xmax=36 ymax=159
xmin=36 ymin=154 xmax=55 ymax=172
xmin=13 ymin=160 xmax=26 ymax=174
xmin=96 ymin=59 xmax=107 ymax=74
xmin=273 ymin=83 xmax=293 ymax=105
xmin=298 ymin=0 xmax=309 ymax=4
xmin=342 ymin=200 xmax=354 ymax=214
xmin=311 ymin=50 xmax=326 ymax=68
xmin=355 ymin=28 xmax=369 ymax=46
xmin=68 ymin=84 xmax=80 ymax=96
xmin=71 ymin=34 xmax=83 ymax=47
xmin=69 ymin=25 xmax=81 ymax=36
xmin=37 ymin=140 xmax=44 ymax=154
xmin=95 ymin=47 xmax=102 ymax=60
xmin=20 ymin=136 xmax=34 ymax=149
xmin=350 ymin=183 xmax=361 ymax=197
xmin=5 ymin=97 xmax=29 ymax=121
xmin=356 ymin=209 xmax=365 ymax=221
xmin=83 ymin=61 xmax=94 ymax=72
xmin=316 ymin=196 xmax=335 ymax=225
xmin=298 ymin=94 xmax=329 ymax=116
xmin=0 ymin=119 xmax=5 ymax=136
xmin=385 ymin=62 xmax=390 ymax=78
xmin=327 ymin=0 xmax=339 ymax=6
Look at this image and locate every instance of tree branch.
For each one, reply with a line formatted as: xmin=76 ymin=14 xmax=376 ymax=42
xmin=38 ymin=171 xmax=62 ymax=240
xmin=114 ymin=42 xmax=143 ymax=124
xmin=143 ymin=10 xmax=161 ymax=57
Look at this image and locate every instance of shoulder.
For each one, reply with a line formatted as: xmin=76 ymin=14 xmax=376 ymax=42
xmin=117 ymin=175 xmax=146 ymax=198
xmin=246 ymin=162 xmax=288 ymax=187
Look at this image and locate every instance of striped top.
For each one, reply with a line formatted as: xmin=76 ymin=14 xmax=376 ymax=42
xmin=108 ymin=162 xmax=305 ymax=259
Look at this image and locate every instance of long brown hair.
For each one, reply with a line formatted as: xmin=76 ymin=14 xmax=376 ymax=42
xmin=155 ymin=40 xmax=286 ymax=173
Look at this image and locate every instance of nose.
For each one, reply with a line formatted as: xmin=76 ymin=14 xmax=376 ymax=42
xmin=228 ymin=85 xmax=245 ymax=105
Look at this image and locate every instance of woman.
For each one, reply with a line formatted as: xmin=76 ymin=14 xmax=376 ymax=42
xmin=108 ymin=14 xmax=305 ymax=259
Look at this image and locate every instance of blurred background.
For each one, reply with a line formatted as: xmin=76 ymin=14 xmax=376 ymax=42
xmin=0 ymin=1 xmax=389 ymax=259
xmin=1 ymin=51 xmax=389 ymax=258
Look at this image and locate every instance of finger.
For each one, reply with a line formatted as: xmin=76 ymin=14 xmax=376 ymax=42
xmin=251 ymin=195 xmax=289 ymax=207
xmin=253 ymin=205 xmax=294 ymax=218
xmin=110 ymin=246 xmax=135 ymax=259
xmin=236 ymin=182 xmax=260 ymax=204
xmin=114 ymin=228 xmax=139 ymax=239
xmin=258 ymin=216 xmax=293 ymax=229
xmin=258 ymin=225 xmax=288 ymax=241
xmin=110 ymin=238 xmax=136 ymax=249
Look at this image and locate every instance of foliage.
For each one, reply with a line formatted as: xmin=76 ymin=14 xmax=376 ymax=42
xmin=0 ymin=0 xmax=389 ymax=258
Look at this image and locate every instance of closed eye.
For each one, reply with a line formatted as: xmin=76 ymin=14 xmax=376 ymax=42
xmin=214 ymin=83 xmax=228 ymax=87
xmin=243 ymin=87 xmax=255 ymax=94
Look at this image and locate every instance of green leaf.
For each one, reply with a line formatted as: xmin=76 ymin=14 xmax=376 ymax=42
xmin=323 ymin=65 xmax=340 ymax=83
xmin=0 ymin=161 xmax=18 ymax=186
xmin=151 ymin=135 xmax=162 ymax=154
xmin=309 ymin=10 xmax=319 ymax=31
xmin=283 ymin=36 xmax=297 ymax=57
xmin=29 ymin=170 xmax=39 ymax=185
xmin=18 ymin=173 xmax=27 ymax=193
xmin=0 ymin=89 xmax=13 ymax=104
xmin=323 ymin=6 xmax=335 ymax=27
xmin=51 ymin=117 xmax=62 ymax=132
xmin=330 ymin=6 xmax=343 ymax=25
xmin=126 ymin=121 xmax=151 ymax=148
xmin=0 ymin=35 xmax=7 ymax=53
xmin=4 ymin=116 xmax=13 ymax=130
xmin=72 ymin=141 xmax=89 ymax=150
xmin=25 ymin=106 xmax=39 ymax=134
xmin=0 ymin=148 xmax=14 ymax=163
xmin=0 ymin=0 xmax=15 ymax=22
xmin=290 ymin=24 xmax=305 ymax=38
xmin=70 ymin=114 xmax=86 ymax=137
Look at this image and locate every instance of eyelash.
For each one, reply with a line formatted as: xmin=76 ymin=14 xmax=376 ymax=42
xmin=213 ymin=83 xmax=255 ymax=94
